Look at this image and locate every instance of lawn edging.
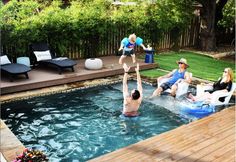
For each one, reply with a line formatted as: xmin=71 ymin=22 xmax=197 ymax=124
xmin=180 ymin=49 xmax=235 ymax=59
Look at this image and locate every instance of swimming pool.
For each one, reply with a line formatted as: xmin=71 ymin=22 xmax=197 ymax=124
xmin=1 ymin=81 xmax=189 ymax=161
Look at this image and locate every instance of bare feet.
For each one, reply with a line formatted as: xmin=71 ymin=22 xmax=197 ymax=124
xmin=149 ymin=92 xmax=161 ymax=99
xmin=187 ymin=93 xmax=195 ymax=101
xmin=170 ymin=93 xmax=176 ymax=97
xmin=148 ymin=95 xmax=154 ymax=99
xmin=123 ymin=63 xmax=130 ymax=72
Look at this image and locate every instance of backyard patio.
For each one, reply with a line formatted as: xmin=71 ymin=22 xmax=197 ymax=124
xmin=0 ymin=0 xmax=235 ymax=162
xmin=1 ymin=56 xmax=157 ymax=95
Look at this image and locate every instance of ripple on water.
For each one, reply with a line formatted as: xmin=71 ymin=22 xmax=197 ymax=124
xmin=1 ymin=81 xmax=189 ymax=162
xmin=38 ymin=127 xmax=58 ymax=138
xmin=35 ymin=102 xmax=43 ymax=106
xmin=19 ymin=133 xmax=37 ymax=143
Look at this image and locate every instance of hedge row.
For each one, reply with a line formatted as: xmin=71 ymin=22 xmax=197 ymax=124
xmin=0 ymin=0 xmax=194 ymax=58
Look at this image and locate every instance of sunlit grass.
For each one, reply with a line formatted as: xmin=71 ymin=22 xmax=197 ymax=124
xmin=140 ymin=51 xmax=235 ymax=81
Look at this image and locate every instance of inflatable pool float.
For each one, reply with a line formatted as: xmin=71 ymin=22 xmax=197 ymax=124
xmin=181 ymin=101 xmax=215 ymax=118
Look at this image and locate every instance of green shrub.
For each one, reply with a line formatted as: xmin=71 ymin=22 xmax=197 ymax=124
xmin=0 ymin=0 xmax=194 ymax=59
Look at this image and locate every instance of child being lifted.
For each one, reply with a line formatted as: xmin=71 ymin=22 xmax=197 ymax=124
xmin=118 ymin=33 xmax=147 ymax=64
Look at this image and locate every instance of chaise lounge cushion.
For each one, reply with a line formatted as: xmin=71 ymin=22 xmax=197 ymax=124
xmin=1 ymin=63 xmax=31 ymax=74
xmin=0 ymin=55 xmax=31 ymax=81
xmin=0 ymin=55 xmax=11 ymax=65
xmin=33 ymin=50 xmax=52 ymax=61
xmin=41 ymin=59 xmax=77 ymax=68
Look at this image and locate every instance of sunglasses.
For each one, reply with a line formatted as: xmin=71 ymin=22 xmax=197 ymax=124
xmin=178 ymin=62 xmax=184 ymax=65
xmin=223 ymin=70 xmax=228 ymax=73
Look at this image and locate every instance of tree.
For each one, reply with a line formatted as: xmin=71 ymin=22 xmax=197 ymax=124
xmin=217 ymin=0 xmax=235 ymax=45
xmin=196 ymin=0 xmax=230 ymax=51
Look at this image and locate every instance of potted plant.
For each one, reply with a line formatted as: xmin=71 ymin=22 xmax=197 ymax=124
xmin=13 ymin=148 xmax=49 ymax=162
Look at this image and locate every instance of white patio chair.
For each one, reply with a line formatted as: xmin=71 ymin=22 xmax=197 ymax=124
xmin=210 ymin=82 xmax=236 ymax=106
xmin=157 ymin=72 xmax=192 ymax=98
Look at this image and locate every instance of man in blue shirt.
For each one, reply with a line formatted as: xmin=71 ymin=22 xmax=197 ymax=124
xmin=150 ymin=58 xmax=191 ymax=97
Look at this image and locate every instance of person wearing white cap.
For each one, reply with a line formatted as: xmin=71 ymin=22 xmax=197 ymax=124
xmin=150 ymin=58 xmax=191 ymax=97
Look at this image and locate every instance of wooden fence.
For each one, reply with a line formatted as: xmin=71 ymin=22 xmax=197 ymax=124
xmin=1 ymin=17 xmax=200 ymax=60
xmin=66 ymin=17 xmax=200 ymax=59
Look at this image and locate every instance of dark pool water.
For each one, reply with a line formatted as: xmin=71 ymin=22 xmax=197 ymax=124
xmin=1 ymin=81 xmax=189 ymax=162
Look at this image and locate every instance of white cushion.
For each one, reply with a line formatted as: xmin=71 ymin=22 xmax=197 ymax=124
xmin=17 ymin=57 xmax=30 ymax=67
xmin=0 ymin=55 xmax=11 ymax=65
xmin=33 ymin=50 xmax=52 ymax=61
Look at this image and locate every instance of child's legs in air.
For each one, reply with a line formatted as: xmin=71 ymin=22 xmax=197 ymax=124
xmin=119 ymin=55 xmax=127 ymax=64
xmin=131 ymin=54 xmax=136 ymax=63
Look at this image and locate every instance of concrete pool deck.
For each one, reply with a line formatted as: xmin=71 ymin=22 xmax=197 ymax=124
xmin=1 ymin=56 xmax=157 ymax=95
xmin=0 ymin=120 xmax=25 ymax=162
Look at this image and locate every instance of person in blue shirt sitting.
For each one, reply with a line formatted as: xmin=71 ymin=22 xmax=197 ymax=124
xmin=118 ymin=33 xmax=147 ymax=64
xmin=150 ymin=58 xmax=192 ymax=97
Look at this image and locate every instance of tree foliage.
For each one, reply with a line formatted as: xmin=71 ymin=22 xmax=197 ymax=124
xmin=0 ymin=0 xmax=194 ymax=58
xmin=195 ymin=0 xmax=234 ymax=50
xmin=218 ymin=0 xmax=235 ymax=28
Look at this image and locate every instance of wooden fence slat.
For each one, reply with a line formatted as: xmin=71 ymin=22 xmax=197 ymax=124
xmin=2 ymin=17 xmax=203 ymax=59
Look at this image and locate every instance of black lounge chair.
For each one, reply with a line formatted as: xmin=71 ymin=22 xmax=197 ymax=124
xmin=31 ymin=43 xmax=77 ymax=74
xmin=1 ymin=60 xmax=31 ymax=82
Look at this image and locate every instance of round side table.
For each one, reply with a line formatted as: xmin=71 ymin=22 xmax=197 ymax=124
xmin=85 ymin=58 xmax=103 ymax=70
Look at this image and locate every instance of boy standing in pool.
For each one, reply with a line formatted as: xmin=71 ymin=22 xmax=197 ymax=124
xmin=122 ymin=63 xmax=143 ymax=117
xmin=118 ymin=33 xmax=147 ymax=64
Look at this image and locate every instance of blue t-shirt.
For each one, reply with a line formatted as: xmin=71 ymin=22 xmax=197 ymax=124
xmin=121 ymin=37 xmax=143 ymax=49
xmin=125 ymin=41 xmax=136 ymax=48
xmin=168 ymin=70 xmax=186 ymax=85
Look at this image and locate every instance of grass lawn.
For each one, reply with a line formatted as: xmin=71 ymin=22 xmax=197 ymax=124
xmin=140 ymin=51 xmax=235 ymax=81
